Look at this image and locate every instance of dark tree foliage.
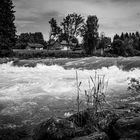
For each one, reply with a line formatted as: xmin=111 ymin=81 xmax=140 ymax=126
xmin=124 ymin=32 xmax=129 ymax=39
xmin=98 ymin=32 xmax=111 ymax=55
xmin=15 ymin=33 xmax=29 ymax=49
xmin=33 ymin=32 xmax=44 ymax=44
xmin=120 ymin=33 xmax=125 ymax=41
xmin=112 ymin=31 xmax=140 ymax=56
xmin=82 ymin=15 xmax=99 ymax=55
xmin=0 ymin=0 xmax=16 ymax=56
xmin=58 ymin=33 xmax=69 ymax=43
xmin=48 ymin=13 xmax=84 ymax=47
xmin=61 ymin=13 xmax=84 ymax=44
xmin=112 ymin=39 xmax=125 ymax=56
xmin=113 ymin=34 xmax=120 ymax=42
xmin=15 ymin=32 xmax=45 ymax=49
xmin=49 ymin=18 xmax=62 ymax=40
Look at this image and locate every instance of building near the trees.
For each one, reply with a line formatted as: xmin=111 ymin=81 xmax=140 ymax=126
xmin=60 ymin=40 xmax=71 ymax=51
xmin=26 ymin=43 xmax=44 ymax=50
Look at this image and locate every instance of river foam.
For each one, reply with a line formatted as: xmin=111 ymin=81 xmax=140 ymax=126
xmin=0 ymin=62 xmax=139 ymax=102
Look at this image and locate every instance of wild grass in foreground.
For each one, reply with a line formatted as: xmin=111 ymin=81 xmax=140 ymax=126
xmin=75 ymin=71 xmax=109 ymax=128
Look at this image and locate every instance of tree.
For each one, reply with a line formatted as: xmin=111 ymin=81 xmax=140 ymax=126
xmin=98 ymin=32 xmax=105 ymax=55
xmin=61 ymin=13 xmax=84 ymax=44
xmin=82 ymin=15 xmax=99 ymax=55
xmin=49 ymin=18 xmax=62 ymax=40
xmin=112 ymin=39 xmax=125 ymax=56
xmin=135 ymin=31 xmax=140 ymax=38
xmin=113 ymin=34 xmax=120 ymax=42
xmin=120 ymin=32 xmax=125 ymax=41
xmin=15 ymin=32 xmax=45 ymax=49
xmin=0 ymin=0 xmax=16 ymax=56
xmin=98 ymin=33 xmax=111 ymax=55
xmin=58 ymin=33 xmax=69 ymax=43
xmin=124 ymin=32 xmax=129 ymax=39
xmin=133 ymin=37 xmax=140 ymax=51
xmin=15 ymin=33 xmax=30 ymax=49
xmin=34 ymin=32 xmax=44 ymax=44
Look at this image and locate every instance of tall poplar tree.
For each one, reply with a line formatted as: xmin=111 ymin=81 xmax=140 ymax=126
xmin=82 ymin=15 xmax=99 ymax=55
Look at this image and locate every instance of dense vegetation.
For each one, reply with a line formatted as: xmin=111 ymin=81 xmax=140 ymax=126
xmin=14 ymin=13 xmax=140 ymax=58
xmin=15 ymin=32 xmax=47 ymax=49
xmin=111 ymin=32 xmax=140 ymax=56
xmin=13 ymin=50 xmax=86 ymax=59
xmin=0 ymin=0 xmax=140 ymax=58
xmin=0 ymin=0 xmax=16 ymax=57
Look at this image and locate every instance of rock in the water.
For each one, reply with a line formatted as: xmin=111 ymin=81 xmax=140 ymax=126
xmin=33 ymin=117 xmax=86 ymax=140
xmin=98 ymin=109 xmax=119 ymax=131
xmin=71 ymin=132 xmax=109 ymax=140
xmin=113 ymin=116 xmax=140 ymax=140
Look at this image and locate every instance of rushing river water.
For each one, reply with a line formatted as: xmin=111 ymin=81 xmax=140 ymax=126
xmin=0 ymin=61 xmax=140 ymax=125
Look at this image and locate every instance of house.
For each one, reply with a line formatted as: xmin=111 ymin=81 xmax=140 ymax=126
xmin=47 ymin=38 xmax=78 ymax=51
xmin=60 ymin=39 xmax=78 ymax=51
xmin=47 ymin=39 xmax=62 ymax=50
xmin=47 ymin=39 xmax=70 ymax=50
xmin=60 ymin=40 xmax=71 ymax=51
xmin=26 ymin=43 xmax=44 ymax=50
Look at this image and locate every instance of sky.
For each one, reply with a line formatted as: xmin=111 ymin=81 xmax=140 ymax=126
xmin=13 ymin=0 xmax=140 ymax=41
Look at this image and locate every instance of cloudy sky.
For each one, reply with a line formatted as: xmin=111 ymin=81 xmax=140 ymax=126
xmin=13 ymin=0 xmax=140 ymax=40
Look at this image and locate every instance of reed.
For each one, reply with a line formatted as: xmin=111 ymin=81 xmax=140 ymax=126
xmin=85 ymin=71 xmax=108 ymax=114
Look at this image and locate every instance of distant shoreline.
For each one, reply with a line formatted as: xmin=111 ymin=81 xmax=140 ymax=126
xmin=0 ymin=56 xmax=140 ymax=71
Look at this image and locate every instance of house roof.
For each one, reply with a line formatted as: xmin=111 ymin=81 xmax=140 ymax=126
xmin=27 ymin=43 xmax=44 ymax=48
xmin=48 ymin=39 xmax=56 ymax=46
xmin=61 ymin=40 xmax=69 ymax=45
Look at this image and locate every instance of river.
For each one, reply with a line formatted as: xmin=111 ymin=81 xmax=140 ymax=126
xmin=0 ymin=58 xmax=140 ymax=126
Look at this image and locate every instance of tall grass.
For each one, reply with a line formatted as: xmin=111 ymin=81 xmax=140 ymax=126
xmin=85 ymin=72 xmax=108 ymax=114
xmin=75 ymin=71 xmax=108 ymax=128
xmin=75 ymin=71 xmax=108 ymax=113
xmin=75 ymin=71 xmax=82 ymax=114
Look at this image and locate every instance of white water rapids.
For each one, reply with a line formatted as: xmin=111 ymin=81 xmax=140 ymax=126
xmin=0 ymin=61 xmax=140 ymax=123
xmin=0 ymin=62 xmax=139 ymax=100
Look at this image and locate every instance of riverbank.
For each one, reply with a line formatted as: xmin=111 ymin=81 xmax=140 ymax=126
xmin=0 ymin=58 xmax=17 ymax=64
xmin=0 ymin=57 xmax=140 ymax=139
xmin=0 ymin=104 xmax=140 ymax=140
xmin=1 ymin=56 xmax=140 ymax=71
xmin=11 ymin=56 xmax=140 ymax=71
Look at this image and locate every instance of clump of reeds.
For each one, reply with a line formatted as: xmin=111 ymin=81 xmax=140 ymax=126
xmin=75 ymin=71 xmax=108 ymax=128
xmin=85 ymin=71 xmax=108 ymax=114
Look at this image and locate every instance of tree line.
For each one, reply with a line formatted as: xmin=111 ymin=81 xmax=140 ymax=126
xmin=0 ymin=0 xmax=140 ymax=57
xmin=15 ymin=32 xmax=47 ymax=49
xmin=111 ymin=32 xmax=140 ymax=56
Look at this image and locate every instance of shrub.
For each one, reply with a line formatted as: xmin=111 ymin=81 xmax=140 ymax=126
xmin=128 ymin=78 xmax=140 ymax=99
xmin=13 ymin=50 xmax=87 ymax=59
